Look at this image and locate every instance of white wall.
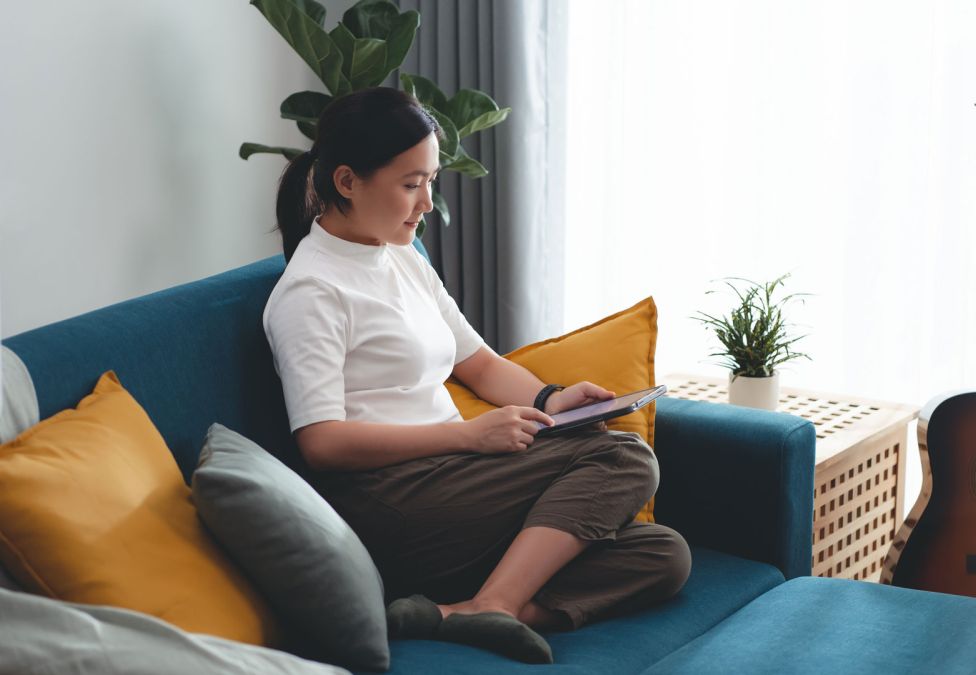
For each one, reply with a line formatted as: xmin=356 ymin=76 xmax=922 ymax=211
xmin=0 ymin=0 xmax=354 ymax=338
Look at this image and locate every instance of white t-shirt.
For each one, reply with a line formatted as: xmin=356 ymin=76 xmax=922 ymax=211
xmin=263 ymin=222 xmax=486 ymax=432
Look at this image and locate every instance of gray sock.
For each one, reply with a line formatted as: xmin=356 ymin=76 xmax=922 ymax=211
xmin=386 ymin=594 xmax=443 ymax=640
xmin=437 ymin=612 xmax=554 ymax=664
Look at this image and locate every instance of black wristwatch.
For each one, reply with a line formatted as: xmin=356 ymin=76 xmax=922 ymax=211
xmin=533 ymin=384 xmax=565 ymax=412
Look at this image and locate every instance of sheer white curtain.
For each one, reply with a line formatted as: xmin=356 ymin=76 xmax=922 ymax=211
xmin=564 ymin=0 xmax=976 ymax=408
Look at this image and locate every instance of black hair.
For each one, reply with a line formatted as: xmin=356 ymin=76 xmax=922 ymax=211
xmin=275 ymin=87 xmax=441 ymax=261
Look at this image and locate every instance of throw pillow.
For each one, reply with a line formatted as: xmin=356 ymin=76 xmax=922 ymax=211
xmin=446 ymin=296 xmax=659 ymax=522
xmin=0 ymin=345 xmax=39 ymax=443
xmin=0 ymin=371 xmax=279 ymax=645
xmin=0 ymin=587 xmax=349 ymax=675
xmin=191 ymin=423 xmax=389 ymax=672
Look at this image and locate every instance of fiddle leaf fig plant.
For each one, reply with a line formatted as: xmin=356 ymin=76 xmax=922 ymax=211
xmin=693 ymin=274 xmax=812 ymax=379
xmin=241 ymin=0 xmax=511 ymax=236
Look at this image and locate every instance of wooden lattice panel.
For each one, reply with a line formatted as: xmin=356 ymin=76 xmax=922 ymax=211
xmin=663 ymin=374 xmax=918 ymax=582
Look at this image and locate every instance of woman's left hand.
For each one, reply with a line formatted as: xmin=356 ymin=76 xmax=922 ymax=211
xmin=544 ymin=381 xmax=615 ymax=415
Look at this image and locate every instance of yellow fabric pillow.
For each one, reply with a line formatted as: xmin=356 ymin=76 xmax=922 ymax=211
xmin=0 ymin=371 xmax=279 ymax=645
xmin=446 ymin=297 xmax=659 ymax=522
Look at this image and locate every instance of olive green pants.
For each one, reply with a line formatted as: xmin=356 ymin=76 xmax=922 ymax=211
xmin=314 ymin=430 xmax=691 ymax=629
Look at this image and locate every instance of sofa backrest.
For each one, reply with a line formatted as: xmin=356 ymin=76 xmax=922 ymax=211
xmin=3 ymin=256 xmax=297 ymax=481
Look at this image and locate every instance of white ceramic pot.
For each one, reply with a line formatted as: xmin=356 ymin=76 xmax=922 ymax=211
xmin=728 ymin=371 xmax=781 ymax=411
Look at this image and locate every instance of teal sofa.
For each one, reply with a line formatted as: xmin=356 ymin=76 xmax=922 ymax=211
xmin=4 ymin=248 xmax=975 ymax=674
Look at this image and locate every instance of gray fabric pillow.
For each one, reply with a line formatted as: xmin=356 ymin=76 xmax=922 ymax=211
xmin=0 ymin=587 xmax=349 ymax=675
xmin=191 ymin=424 xmax=389 ymax=672
xmin=1 ymin=346 xmax=36 ymax=592
xmin=0 ymin=346 xmax=39 ymax=444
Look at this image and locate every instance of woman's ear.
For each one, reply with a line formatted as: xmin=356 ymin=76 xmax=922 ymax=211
xmin=333 ymin=165 xmax=356 ymax=199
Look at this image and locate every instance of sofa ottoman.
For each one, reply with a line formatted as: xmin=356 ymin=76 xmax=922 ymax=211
xmin=647 ymin=576 xmax=976 ymax=674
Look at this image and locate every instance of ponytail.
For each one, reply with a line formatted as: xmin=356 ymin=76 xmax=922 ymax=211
xmin=275 ymin=150 xmax=318 ymax=262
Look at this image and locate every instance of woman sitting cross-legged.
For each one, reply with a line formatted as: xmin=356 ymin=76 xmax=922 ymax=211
xmin=262 ymin=87 xmax=691 ymax=665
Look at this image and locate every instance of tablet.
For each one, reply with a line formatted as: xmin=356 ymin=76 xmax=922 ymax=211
xmin=535 ymin=385 xmax=668 ymax=437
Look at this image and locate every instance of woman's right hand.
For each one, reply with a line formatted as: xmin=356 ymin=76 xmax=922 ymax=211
xmin=463 ymin=406 xmax=555 ymax=454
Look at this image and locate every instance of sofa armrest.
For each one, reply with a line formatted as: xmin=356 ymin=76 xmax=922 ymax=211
xmin=652 ymin=397 xmax=816 ymax=579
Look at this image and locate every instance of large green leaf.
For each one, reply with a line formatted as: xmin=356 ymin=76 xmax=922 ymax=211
xmin=431 ymin=189 xmax=450 ymax=227
xmin=250 ymin=0 xmax=344 ymax=95
xmin=443 ymin=146 xmax=488 ymax=178
xmin=458 ymin=107 xmax=511 ymax=138
xmin=290 ymin=0 xmax=326 ymax=26
xmin=349 ymin=37 xmax=388 ymax=89
xmin=240 ymin=142 xmax=305 ymax=160
xmin=427 ymin=108 xmax=459 ymax=159
xmin=326 ymin=23 xmax=358 ymax=96
xmin=329 ymin=22 xmax=388 ymax=90
xmin=446 ymin=89 xmax=496 ymax=129
xmin=280 ymin=90 xmax=332 ymax=124
xmin=342 ymin=0 xmax=399 ymax=38
xmin=297 ymin=121 xmax=317 ymax=141
xmin=400 ymin=73 xmax=448 ymax=112
xmin=384 ymin=10 xmax=420 ymax=74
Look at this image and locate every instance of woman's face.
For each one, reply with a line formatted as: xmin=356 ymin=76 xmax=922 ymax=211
xmin=340 ymin=132 xmax=440 ymax=246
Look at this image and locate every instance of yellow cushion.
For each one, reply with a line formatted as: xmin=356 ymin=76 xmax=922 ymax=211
xmin=446 ymin=297 xmax=659 ymax=522
xmin=0 ymin=371 xmax=279 ymax=645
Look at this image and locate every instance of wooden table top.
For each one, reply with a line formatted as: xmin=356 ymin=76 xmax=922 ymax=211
xmin=662 ymin=373 xmax=920 ymax=467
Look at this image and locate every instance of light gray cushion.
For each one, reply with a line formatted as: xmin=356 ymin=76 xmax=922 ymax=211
xmin=0 ymin=346 xmax=39 ymax=444
xmin=0 ymin=587 xmax=349 ymax=675
xmin=0 ymin=346 xmax=35 ymax=591
xmin=191 ymin=424 xmax=389 ymax=671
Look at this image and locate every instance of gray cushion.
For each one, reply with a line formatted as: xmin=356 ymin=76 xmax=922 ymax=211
xmin=191 ymin=424 xmax=389 ymax=671
xmin=0 ymin=587 xmax=349 ymax=675
xmin=0 ymin=346 xmax=35 ymax=591
xmin=0 ymin=346 xmax=39 ymax=444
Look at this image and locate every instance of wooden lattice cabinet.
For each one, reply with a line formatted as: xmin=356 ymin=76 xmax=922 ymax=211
xmin=663 ymin=374 xmax=919 ymax=581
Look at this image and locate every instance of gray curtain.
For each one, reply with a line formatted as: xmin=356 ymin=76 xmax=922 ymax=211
xmin=396 ymin=0 xmax=567 ymax=353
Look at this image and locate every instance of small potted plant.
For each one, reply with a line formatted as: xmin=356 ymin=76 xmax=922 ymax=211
xmin=693 ymin=274 xmax=811 ymax=410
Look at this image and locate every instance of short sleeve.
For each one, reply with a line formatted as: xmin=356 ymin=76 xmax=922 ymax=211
xmin=263 ymin=277 xmax=348 ymax=431
xmin=413 ymin=251 xmax=487 ymax=364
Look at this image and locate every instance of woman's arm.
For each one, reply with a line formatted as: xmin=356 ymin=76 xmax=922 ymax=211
xmin=296 ymin=405 xmax=555 ymax=472
xmin=297 ymin=348 xmax=616 ymax=473
xmin=453 ymin=347 xmax=616 ymax=415
xmin=296 ymin=419 xmax=468 ymax=471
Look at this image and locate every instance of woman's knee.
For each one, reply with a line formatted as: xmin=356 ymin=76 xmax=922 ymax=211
xmin=607 ymin=431 xmax=660 ymax=502
xmin=652 ymin=526 xmax=692 ymax=599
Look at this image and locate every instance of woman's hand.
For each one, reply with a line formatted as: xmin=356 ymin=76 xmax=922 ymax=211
xmin=463 ymin=406 xmax=555 ymax=454
xmin=544 ymin=381 xmax=615 ymax=415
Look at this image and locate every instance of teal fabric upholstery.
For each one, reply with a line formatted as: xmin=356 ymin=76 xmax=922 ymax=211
xmin=646 ymin=577 xmax=976 ymax=674
xmin=3 ymin=239 xmax=430 ymax=482
xmin=4 ymin=256 xmax=294 ymax=480
xmin=359 ymin=547 xmax=784 ymax=675
xmin=654 ymin=397 xmax=816 ymax=580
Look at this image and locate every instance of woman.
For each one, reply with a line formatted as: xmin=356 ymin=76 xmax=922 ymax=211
xmin=263 ymin=87 xmax=691 ymax=664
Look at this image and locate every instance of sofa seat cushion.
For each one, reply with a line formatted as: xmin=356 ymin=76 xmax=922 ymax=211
xmin=359 ymin=547 xmax=784 ymax=674
xmin=645 ymin=576 xmax=976 ymax=674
